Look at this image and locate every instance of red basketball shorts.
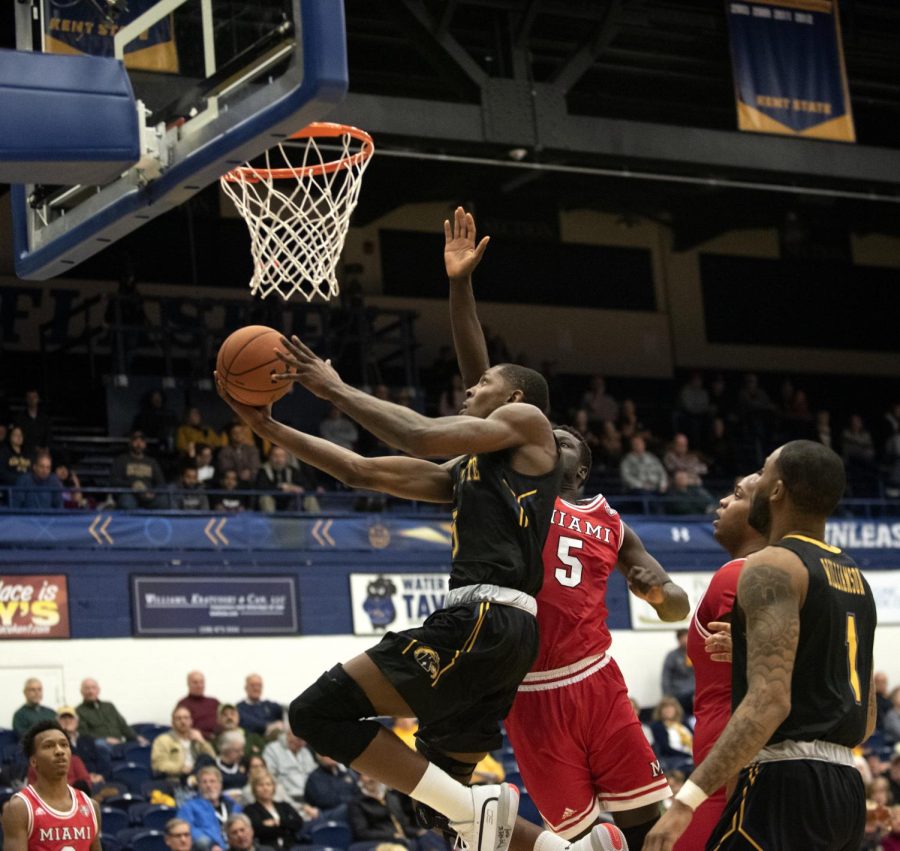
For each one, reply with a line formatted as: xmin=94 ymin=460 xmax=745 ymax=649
xmin=504 ymin=654 xmax=672 ymax=838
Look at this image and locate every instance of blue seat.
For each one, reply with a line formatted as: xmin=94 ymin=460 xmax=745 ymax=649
xmin=130 ymin=830 xmax=168 ymax=851
xmin=1 ymin=742 xmax=22 ymax=766
xmin=100 ymin=807 xmax=130 ymax=835
xmin=0 ymin=730 xmax=17 ymax=752
xmin=140 ymin=805 xmax=176 ymax=831
xmin=309 ymin=821 xmax=353 ymax=850
xmin=128 ymin=802 xmax=153 ymax=826
xmin=104 ymin=794 xmax=146 ymax=812
xmin=123 ymin=744 xmax=152 ymax=771
xmin=131 ymin=724 xmax=169 ymax=742
xmin=101 ymin=835 xmax=124 ymax=851
xmin=115 ymin=827 xmax=145 ymax=848
xmin=112 ymin=764 xmax=152 ymax=795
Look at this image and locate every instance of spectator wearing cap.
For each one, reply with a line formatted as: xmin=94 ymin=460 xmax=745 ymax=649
xmin=219 ymin=704 xmax=266 ymax=757
xmin=11 ymin=677 xmax=56 ymax=739
xmin=177 ymin=670 xmax=221 ymax=741
xmin=12 ymin=451 xmax=63 ymax=509
xmin=57 ymin=704 xmax=110 ymax=781
xmin=237 ymin=675 xmax=283 ymax=740
xmin=110 ymin=430 xmax=167 ymax=509
xmin=76 ymin=677 xmax=148 ymax=749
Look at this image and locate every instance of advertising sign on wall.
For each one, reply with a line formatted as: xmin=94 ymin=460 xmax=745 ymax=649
xmin=0 ymin=574 xmax=70 ymax=639
xmin=132 ymin=575 xmax=299 ymax=636
xmin=350 ymin=573 xmax=449 ymax=636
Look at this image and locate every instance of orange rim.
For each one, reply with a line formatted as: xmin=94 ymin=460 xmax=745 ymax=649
xmin=222 ymin=122 xmax=374 ymax=183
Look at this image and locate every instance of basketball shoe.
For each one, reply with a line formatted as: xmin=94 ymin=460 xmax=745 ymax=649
xmin=448 ymin=782 xmax=519 ymax=851
xmin=568 ymin=823 xmax=628 ymax=851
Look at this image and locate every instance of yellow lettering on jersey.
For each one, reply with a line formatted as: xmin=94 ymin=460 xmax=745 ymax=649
xmin=820 ymin=558 xmax=865 ymax=596
xmin=460 ymin=456 xmax=480 ymax=483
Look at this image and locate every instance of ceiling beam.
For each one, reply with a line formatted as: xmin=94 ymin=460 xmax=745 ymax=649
xmin=552 ymin=0 xmax=622 ymax=93
xmin=330 ymin=90 xmax=900 ymax=191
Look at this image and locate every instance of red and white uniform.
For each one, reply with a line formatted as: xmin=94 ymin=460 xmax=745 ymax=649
xmin=14 ymin=784 xmax=98 ymax=851
xmin=504 ymin=494 xmax=671 ymax=838
xmin=673 ymin=557 xmax=744 ymax=851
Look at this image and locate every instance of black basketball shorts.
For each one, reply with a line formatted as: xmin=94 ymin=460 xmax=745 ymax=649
xmin=366 ymin=601 xmax=539 ymax=755
xmin=706 ymin=759 xmax=865 ymax=850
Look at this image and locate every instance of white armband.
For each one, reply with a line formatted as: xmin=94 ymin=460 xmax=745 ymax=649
xmin=674 ymin=779 xmax=708 ymax=811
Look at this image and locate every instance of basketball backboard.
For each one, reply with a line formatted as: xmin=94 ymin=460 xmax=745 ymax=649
xmin=10 ymin=0 xmax=347 ymax=280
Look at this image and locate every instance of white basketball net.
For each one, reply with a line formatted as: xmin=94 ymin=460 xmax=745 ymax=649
xmin=220 ymin=125 xmax=374 ymax=301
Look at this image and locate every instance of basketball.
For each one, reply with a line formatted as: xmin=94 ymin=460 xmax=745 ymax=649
xmin=216 ymin=325 xmax=295 ymax=406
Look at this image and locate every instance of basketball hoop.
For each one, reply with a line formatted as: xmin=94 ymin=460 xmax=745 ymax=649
xmin=220 ymin=122 xmax=374 ymax=302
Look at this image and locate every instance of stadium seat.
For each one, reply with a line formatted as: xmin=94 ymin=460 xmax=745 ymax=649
xmin=115 ymin=826 xmax=145 ymax=848
xmin=130 ymin=829 xmax=168 ymax=851
xmin=104 ymin=793 xmax=146 ymax=812
xmin=112 ymin=763 xmax=152 ymax=795
xmin=140 ymin=805 xmax=176 ymax=831
xmin=100 ymin=808 xmax=130 ymax=835
xmin=309 ymin=821 xmax=353 ymax=850
xmin=128 ymin=801 xmax=153 ymax=825
xmin=131 ymin=724 xmax=169 ymax=741
xmin=122 ymin=744 xmax=152 ymax=771
xmin=0 ymin=730 xmax=17 ymax=751
xmin=101 ymin=834 xmax=124 ymax=851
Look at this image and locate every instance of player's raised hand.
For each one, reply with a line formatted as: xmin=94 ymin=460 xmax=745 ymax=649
xmin=273 ymin=335 xmax=343 ymax=399
xmin=444 ymin=206 xmax=490 ymax=281
xmin=214 ymin=371 xmax=272 ymax=433
xmin=705 ymin=620 xmax=732 ymax=662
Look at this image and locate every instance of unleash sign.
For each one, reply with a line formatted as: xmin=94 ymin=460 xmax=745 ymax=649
xmin=0 ymin=575 xmax=70 ymax=639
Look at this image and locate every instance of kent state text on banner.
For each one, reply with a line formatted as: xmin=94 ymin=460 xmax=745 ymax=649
xmin=726 ymin=1 xmax=855 ymax=141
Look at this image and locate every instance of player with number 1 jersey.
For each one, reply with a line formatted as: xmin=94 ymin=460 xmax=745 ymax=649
xmin=504 ymin=453 xmax=688 ymax=848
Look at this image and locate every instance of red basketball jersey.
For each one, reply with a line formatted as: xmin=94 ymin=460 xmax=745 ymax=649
xmin=531 ymin=493 xmax=623 ymax=672
xmin=686 ymin=557 xmax=745 ymax=765
xmin=15 ymin=784 xmax=98 ymax=851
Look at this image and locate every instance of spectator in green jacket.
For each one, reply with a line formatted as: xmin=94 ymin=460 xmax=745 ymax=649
xmin=12 ymin=678 xmax=56 ymax=739
xmin=76 ymin=677 xmax=149 ymax=748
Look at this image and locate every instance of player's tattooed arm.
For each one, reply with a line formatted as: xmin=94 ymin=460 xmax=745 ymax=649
xmin=864 ymin=671 xmax=876 ymax=743
xmin=617 ymin=523 xmax=690 ymax=621
xmin=688 ymin=549 xmax=806 ymax=797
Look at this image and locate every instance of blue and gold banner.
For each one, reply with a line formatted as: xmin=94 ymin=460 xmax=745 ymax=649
xmin=43 ymin=0 xmax=178 ymax=72
xmin=726 ymin=0 xmax=855 ymax=142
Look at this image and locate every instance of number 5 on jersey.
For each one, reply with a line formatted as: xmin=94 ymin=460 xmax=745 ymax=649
xmin=555 ymin=536 xmax=584 ymax=587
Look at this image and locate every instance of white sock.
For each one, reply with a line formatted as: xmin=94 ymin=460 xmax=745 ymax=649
xmin=409 ymin=762 xmax=474 ymax=823
xmin=534 ymin=830 xmax=569 ymax=851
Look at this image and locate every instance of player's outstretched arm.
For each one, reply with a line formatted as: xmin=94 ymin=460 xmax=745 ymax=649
xmin=445 ymin=206 xmax=491 ymax=388
xmin=1 ymin=796 xmax=28 ymax=851
xmin=273 ymin=338 xmax=555 ymax=463
xmin=645 ymin=546 xmax=807 ymax=851
xmin=214 ymin=375 xmax=453 ymax=503
xmin=617 ymin=523 xmax=690 ymax=621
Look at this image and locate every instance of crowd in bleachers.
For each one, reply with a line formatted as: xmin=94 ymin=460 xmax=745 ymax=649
xmin=2 ymin=357 xmax=900 ymax=513
xmin=0 ymin=672 xmax=459 ymax=851
xmin=4 ymin=656 xmax=900 ymax=850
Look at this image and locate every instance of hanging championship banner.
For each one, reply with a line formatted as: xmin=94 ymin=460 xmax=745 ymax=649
xmin=725 ymin=0 xmax=855 ymax=142
xmin=43 ymin=0 xmax=178 ymax=72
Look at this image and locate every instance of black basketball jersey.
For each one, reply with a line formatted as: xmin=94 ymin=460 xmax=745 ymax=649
xmin=447 ymin=447 xmax=562 ymax=596
xmin=731 ymin=534 xmax=876 ymax=747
